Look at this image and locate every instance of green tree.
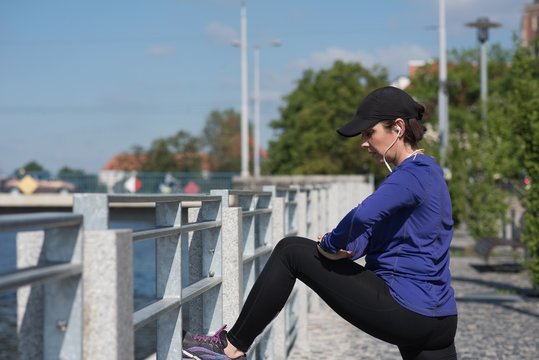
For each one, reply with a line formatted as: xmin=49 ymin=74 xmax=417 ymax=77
xmin=407 ymin=45 xmax=515 ymax=236
xmin=504 ymin=40 xmax=539 ymax=287
xmin=264 ymin=61 xmax=388 ymax=177
xmin=18 ymin=161 xmax=45 ymax=173
xmin=201 ymin=109 xmax=246 ymax=173
xmin=142 ymin=138 xmax=177 ymax=172
xmin=142 ymin=130 xmax=201 ymax=172
xmin=168 ymin=130 xmax=202 ymax=172
xmin=58 ymin=167 xmax=86 ymax=177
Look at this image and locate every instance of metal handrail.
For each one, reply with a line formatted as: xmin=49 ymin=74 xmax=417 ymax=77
xmin=132 ymin=220 xmax=222 ymax=241
xmin=0 ymin=262 xmax=81 ymax=293
xmin=0 ymin=213 xmax=82 ymax=232
xmin=133 ymin=275 xmax=223 ymax=330
xmin=108 ymin=194 xmax=221 ymax=203
xmin=2 ymin=211 xmax=84 ymax=359
xmin=7 ymin=178 xmax=373 ymax=359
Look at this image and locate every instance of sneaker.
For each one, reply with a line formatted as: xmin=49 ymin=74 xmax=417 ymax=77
xmin=182 ymin=324 xmax=246 ymax=360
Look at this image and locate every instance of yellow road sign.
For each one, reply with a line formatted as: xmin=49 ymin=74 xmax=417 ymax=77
xmin=18 ymin=175 xmax=39 ymax=194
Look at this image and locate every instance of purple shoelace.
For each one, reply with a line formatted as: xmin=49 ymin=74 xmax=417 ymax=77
xmin=192 ymin=324 xmax=227 ymax=345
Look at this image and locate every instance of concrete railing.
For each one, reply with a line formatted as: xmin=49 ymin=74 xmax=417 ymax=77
xmin=0 ymin=213 xmax=85 ymax=359
xmin=1 ymin=176 xmax=373 ymax=359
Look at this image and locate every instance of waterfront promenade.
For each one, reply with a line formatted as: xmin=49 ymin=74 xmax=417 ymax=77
xmin=288 ymin=228 xmax=539 ymax=360
xmin=2 ymin=190 xmax=537 ymax=359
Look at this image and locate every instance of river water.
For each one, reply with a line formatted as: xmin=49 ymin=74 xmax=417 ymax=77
xmin=0 ymin=220 xmax=158 ymax=359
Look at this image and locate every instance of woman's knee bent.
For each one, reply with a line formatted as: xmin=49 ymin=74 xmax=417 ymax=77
xmin=273 ymin=236 xmax=314 ymax=254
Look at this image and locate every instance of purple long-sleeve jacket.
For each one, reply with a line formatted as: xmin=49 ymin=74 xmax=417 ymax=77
xmin=323 ymin=154 xmax=457 ymax=317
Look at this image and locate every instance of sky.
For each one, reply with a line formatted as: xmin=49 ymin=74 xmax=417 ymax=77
xmin=0 ymin=0 xmax=532 ymax=175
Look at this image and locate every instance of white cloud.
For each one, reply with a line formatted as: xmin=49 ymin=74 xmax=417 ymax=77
xmin=148 ymin=45 xmax=175 ymax=57
xmin=291 ymin=47 xmax=376 ymax=71
xmin=416 ymin=0 xmax=529 ymax=36
xmin=260 ymin=89 xmax=282 ymax=103
xmin=205 ymin=21 xmax=238 ymax=45
xmin=289 ymin=44 xmax=432 ymax=79
xmin=376 ymin=44 xmax=433 ymax=78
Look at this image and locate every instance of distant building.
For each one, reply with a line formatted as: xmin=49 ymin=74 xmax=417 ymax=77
xmin=408 ymin=59 xmax=436 ymax=78
xmin=390 ymin=75 xmax=411 ymax=90
xmin=102 ymin=152 xmax=211 ymax=172
xmin=102 ymin=152 xmax=146 ymax=171
xmin=521 ymin=0 xmax=539 ymax=47
xmin=100 ymin=152 xmax=212 ymax=193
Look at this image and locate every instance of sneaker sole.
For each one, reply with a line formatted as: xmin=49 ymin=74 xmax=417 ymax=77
xmin=182 ymin=348 xmax=245 ymax=360
xmin=182 ymin=349 xmax=223 ymax=360
xmin=182 ymin=349 xmax=199 ymax=359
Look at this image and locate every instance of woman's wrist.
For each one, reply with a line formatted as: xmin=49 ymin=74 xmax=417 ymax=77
xmin=317 ymin=233 xmax=334 ymax=253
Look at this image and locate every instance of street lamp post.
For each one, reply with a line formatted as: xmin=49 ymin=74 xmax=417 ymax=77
xmin=438 ymin=0 xmax=449 ymax=167
xmin=253 ymin=40 xmax=281 ymax=178
xmin=253 ymin=46 xmax=261 ymax=178
xmin=466 ymin=17 xmax=501 ymax=120
xmin=240 ymin=1 xmax=249 ymax=178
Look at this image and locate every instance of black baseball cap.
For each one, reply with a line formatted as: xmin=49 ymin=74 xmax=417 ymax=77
xmin=337 ymin=86 xmax=424 ymax=137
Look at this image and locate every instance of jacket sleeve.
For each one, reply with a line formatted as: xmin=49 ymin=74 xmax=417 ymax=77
xmin=323 ymin=170 xmax=425 ymax=258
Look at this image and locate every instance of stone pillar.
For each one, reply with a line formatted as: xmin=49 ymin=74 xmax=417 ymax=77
xmin=83 ymin=230 xmax=134 ymax=360
xmin=73 ymin=194 xmax=109 ymax=230
xmin=17 ymin=224 xmax=83 ymax=360
xmin=155 ymin=201 xmax=183 ymax=359
xmin=221 ymin=206 xmax=243 ymax=327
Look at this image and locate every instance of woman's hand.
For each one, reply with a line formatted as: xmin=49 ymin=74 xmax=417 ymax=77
xmin=316 ymin=234 xmax=353 ymax=260
xmin=317 ymin=246 xmax=353 ymax=260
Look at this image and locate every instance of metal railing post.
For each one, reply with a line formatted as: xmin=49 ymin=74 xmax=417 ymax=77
xmin=319 ymin=186 xmax=329 ymax=235
xmin=311 ymin=186 xmax=325 ymax=313
xmin=73 ymin=193 xmax=109 ymax=230
xmin=296 ymin=190 xmax=307 ymax=238
xmin=328 ymin=182 xmax=341 ymax=230
xmin=238 ymin=192 xmax=257 ymax=300
xmin=222 ymin=206 xmax=243 ymax=326
xmin=309 ymin=187 xmax=320 ymax=238
xmin=268 ymin=189 xmax=287 ymax=359
xmin=16 ymin=231 xmax=45 ymax=359
xmin=210 ymin=190 xmax=243 ymax=327
xmin=295 ymin=190 xmax=309 ymax=353
xmin=17 ymin=224 xmax=83 ymax=360
xmin=155 ymin=201 xmax=184 ymax=359
xmin=83 ymin=229 xmax=134 ymax=359
xmin=200 ymin=198 xmax=224 ymax=333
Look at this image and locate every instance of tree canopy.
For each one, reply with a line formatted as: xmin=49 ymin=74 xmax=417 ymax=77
xmin=407 ymin=45 xmax=516 ymax=237
xmin=141 ymin=130 xmax=202 ymax=172
xmin=502 ymin=40 xmax=539 ymax=285
xmin=264 ymin=61 xmax=389 ymax=178
xmin=17 ymin=161 xmax=46 ymax=174
xmin=200 ymin=108 xmax=250 ymax=173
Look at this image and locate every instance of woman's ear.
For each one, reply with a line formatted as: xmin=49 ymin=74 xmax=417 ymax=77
xmin=394 ymin=119 xmax=405 ymax=137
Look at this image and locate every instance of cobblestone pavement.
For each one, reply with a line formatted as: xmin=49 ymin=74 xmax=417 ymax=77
xmin=287 ymin=232 xmax=539 ymax=360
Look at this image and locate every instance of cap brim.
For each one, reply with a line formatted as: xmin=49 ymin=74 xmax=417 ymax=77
xmin=336 ymin=116 xmax=376 ymax=138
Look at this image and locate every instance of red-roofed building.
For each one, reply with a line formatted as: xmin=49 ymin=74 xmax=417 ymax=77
xmin=522 ymin=1 xmax=539 ymax=47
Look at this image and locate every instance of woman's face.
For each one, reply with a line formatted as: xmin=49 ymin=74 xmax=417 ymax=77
xmin=360 ymin=122 xmax=397 ymax=164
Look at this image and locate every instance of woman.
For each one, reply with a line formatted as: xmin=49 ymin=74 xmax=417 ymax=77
xmin=182 ymin=86 xmax=458 ymax=360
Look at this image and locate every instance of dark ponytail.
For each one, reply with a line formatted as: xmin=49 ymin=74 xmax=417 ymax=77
xmin=381 ymin=101 xmax=427 ymax=147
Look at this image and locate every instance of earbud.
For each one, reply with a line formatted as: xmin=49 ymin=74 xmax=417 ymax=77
xmin=394 ymin=126 xmax=401 ymax=135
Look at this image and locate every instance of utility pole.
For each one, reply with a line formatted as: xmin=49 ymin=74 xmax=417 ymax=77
xmin=240 ymin=1 xmax=249 ymax=178
xmin=438 ymin=0 xmax=449 ymax=167
xmin=466 ymin=17 xmax=501 ymax=120
xmin=253 ymin=46 xmax=261 ymax=178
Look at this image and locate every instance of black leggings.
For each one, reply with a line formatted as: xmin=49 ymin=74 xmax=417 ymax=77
xmin=227 ymin=237 xmax=457 ymax=360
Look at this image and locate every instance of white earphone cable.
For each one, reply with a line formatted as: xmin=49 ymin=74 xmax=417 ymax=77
xmin=383 ymin=129 xmax=400 ymax=173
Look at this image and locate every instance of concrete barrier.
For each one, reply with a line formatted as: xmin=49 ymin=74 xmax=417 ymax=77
xmin=2 ymin=176 xmax=374 ymax=359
